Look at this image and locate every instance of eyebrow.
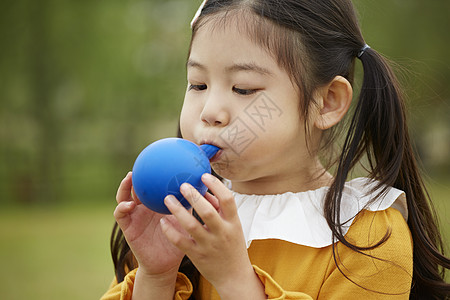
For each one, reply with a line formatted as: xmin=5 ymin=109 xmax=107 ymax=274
xmin=187 ymin=59 xmax=207 ymax=70
xmin=187 ymin=59 xmax=273 ymax=76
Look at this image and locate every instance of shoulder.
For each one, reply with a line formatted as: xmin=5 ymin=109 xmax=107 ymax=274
xmin=317 ymin=208 xmax=414 ymax=297
xmin=335 ymin=208 xmax=413 ymax=287
xmin=346 ymin=207 xmax=412 ymax=250
xmin=319 ymin=208 xmax=414 ymax=296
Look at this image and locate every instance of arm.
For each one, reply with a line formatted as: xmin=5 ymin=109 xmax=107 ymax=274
xmin=131 ymin=268 xmax=178 ymax=300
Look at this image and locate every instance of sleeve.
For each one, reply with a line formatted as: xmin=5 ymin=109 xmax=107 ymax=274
xmin=253 ymin=266 xmax=313 ymax=300
xmin=100 ymin=268 xmax=193 ymax=300
xmin=317 ymin=208 xmax=413 ymax=299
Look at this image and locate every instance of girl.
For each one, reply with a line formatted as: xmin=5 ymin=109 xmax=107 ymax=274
xmin=102 ymin=0 xmax=450 ymax=299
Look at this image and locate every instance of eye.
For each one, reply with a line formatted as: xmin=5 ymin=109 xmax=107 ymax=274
xmin=188 ymin=84 xmax=207 ymax=91
xmin=233 ymin=87 xmax=258 ymax=96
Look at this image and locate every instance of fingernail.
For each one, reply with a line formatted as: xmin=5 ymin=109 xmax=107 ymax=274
xmin=180 ymin=183 xmax=190 ymax=192
xmin=165 ymin=195 xmax=178 ymax=205
xmin=202 ymin=173 xmax=214 ymax=182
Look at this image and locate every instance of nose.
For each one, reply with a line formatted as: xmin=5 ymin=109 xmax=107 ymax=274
xmin=200 ymin=92 xmax=230 ymax=127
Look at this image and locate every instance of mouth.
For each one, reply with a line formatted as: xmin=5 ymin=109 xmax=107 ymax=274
xmin=209 ymin=148 xmax=223 ymax=163
xmin=199 ymin=140 xmax=224 ymax=162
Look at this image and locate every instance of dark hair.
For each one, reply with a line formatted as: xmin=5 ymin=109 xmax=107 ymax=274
xmin=111 ymin=1 xmax=449 ymax=298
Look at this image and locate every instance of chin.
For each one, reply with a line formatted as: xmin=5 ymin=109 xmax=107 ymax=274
xmin=212 ymin=162 xmax=255 ymax=183
xmin=211 ymin=162 xmax=233 ymax=179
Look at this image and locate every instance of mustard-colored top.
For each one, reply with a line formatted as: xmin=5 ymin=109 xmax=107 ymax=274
xmin=101 ymin=208 xmax=413 ymax=299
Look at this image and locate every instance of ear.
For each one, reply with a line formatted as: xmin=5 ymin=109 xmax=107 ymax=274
xmin=314 ymin=76 xmax=353 ymax=130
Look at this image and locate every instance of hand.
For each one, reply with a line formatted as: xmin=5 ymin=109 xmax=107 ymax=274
xmin=160 ymin=173 xmax=266 ymax=299
xmin=114 ymin=172 xmax=185 ymax=278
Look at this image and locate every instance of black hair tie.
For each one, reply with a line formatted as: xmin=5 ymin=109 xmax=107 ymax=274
xmin=357 ymin=44 xmax=371 ymax=59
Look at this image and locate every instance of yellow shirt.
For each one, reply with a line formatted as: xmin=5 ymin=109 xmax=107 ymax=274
xmin=101 ymin=208 xmax=413 ymax=299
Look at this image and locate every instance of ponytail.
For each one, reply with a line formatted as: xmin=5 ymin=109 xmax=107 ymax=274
xmin=325 ymin=46 xmax=450 ymax=299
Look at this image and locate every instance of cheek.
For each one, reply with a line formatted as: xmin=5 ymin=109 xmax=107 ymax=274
xmin=243 ymin=108 xmax=305 ymax=157
xmin=179 ymin=99 xmax=197 ymax=139
xmin=180 ymin=96 xmax=202 ymax=140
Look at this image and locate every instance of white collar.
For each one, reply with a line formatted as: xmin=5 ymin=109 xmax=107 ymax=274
xmin=230 ymin=178 xmax=407 ymax=249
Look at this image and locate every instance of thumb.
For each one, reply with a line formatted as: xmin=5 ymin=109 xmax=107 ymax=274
xmin=114 ymin=201 xmax=136 ymax=230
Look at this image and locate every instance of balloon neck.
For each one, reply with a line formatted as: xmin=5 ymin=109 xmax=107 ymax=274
xmin=199 ymin=144 xmax=220 ymax=160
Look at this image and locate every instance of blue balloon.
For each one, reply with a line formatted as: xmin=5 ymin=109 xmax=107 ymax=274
xmin=132 ymin=138 xmax=220 ymax=214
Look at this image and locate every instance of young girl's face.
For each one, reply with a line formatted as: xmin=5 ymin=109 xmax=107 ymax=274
xmin=180 ymin=15 xmax=324 ymax=193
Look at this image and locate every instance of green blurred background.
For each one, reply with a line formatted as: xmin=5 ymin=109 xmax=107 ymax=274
xmin=0 ymin=0 xmax=448 ymax=299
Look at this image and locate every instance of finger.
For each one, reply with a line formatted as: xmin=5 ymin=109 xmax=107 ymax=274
xmin=113 ymin=201 xmax=136 ymax=228
xmin=164 ymin=194 xmax=209 ymax=242
xmin=180 ymin=183 xmax=222 ymax=232
xmin=116 ymin=172 xmax=133 ymax=204
xmin=201 ymin=173 xmax=237 ymax=220
xmin=160 ymin=216 xmax=195 ymax=251
xmin=204 ymin=192 xmax=220 ymax=211
xmin=164 ymin=214 xmax=191 ymax=237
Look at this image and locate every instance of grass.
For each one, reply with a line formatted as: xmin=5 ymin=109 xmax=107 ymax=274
xmin=0 ymin=203 xmax=117 ymax=300
xmin=0 ymin=178 xmax=448 ymax=299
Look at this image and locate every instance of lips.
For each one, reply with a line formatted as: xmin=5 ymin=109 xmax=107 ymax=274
xmin=199 ymin=139 xmax=223 ymax=149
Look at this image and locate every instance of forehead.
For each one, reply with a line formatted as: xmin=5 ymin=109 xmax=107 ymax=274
xmin=190 ymin=9 xmax=278 ymax=59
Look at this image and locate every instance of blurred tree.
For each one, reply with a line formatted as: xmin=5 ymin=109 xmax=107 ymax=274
xmin=29 ymin=0 xmax=62 ymax=203
xmin=0 ymin=0 xmax=198 ymax=205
